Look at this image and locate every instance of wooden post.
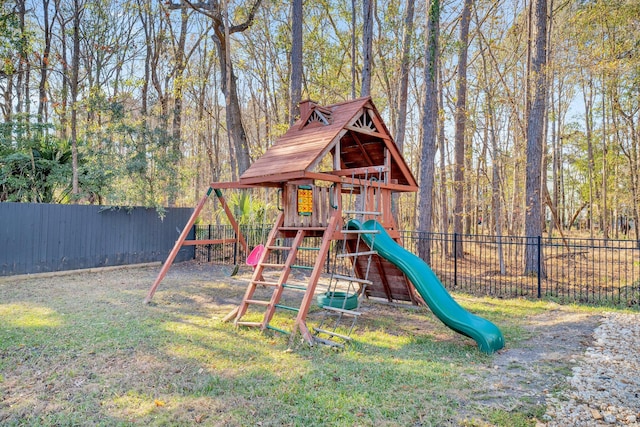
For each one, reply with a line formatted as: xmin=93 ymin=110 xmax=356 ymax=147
xmin=144 ymin=187 xmax=249 ymax=304
xmin=144 ymin=187 xmax=213 ymax=303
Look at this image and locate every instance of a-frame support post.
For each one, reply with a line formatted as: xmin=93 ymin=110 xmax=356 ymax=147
xmin=144 ymin=187 xmax=249 ymax=304
xmin=144 ymin=187 xmax=213 ymax=303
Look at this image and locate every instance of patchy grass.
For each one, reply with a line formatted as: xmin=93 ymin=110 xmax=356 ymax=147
xmin=0 ymin=263 xmax=609 ymax=426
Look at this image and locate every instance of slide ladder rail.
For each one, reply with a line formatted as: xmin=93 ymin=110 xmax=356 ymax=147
xmin=347 ymin=219 xmax=504 ymax=354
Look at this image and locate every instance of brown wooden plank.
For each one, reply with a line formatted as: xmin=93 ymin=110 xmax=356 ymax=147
xmin=326 ymin=166 xmax=388 ymax=177
xmin=181 ymin=238 xmax=236 ymax=246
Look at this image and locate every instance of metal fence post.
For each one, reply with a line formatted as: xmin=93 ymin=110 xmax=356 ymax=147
xmin=537 ymin=235 xmax=542 ymax=298
xmin=454 ymin=233 xmax=458 ymax=288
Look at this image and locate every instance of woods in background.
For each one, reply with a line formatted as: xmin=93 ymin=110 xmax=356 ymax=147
xmin=0 ymin=0 xmax=638 ymax=245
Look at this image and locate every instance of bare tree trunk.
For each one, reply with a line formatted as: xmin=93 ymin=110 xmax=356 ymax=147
xmin=55 ymin=0 xmax=69 ymax=139
xmin=289 ymin=0 xmax=302 ymax=125
xmin=2 ymin=75 xmax=11 ymax=122
xmin=601 ymin=76 xmax=608 ymax=240
xmin=416 ymin=0 xmax=440 ymax=265
xmin=438 ymin=66 xmax=448 ymax=251
xmin=452 ymin=0 xmax=472 ymax=257
xmin=488 ymin=100 xmax=505 ymax=273
xmin=168 ymin=7 xmax=189 ymax=207
xmin=581 ymin=72 xmax=595 ymax=238
xmin=394 ymin=0 xmax=415 ymax=151
xmin=351 ymin=0 xmax=357 ymax=99
xmin=390 ymin=0 xmax=415 ymax=221
xmin=477 ymin=19 xmax=505 ymax=272
xmin=16 ymin=0 xmax=27 ymax=116
xmin=361 ymin=0 xmax=373 ymax=97
xmin=523 ymin=0 xmax=548 ymax=276
xmin=38 ymin=0 xmax=53 ymax=123
xmin=70 ymin=0 xmax=83 ymax=199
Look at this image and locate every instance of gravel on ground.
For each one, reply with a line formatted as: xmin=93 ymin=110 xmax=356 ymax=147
xmin=543 ymin=312 xmax=640 ymax=426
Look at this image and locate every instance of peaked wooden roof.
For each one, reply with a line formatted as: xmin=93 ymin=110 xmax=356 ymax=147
xmin=239 ymin=97 xmax=417 ymax=190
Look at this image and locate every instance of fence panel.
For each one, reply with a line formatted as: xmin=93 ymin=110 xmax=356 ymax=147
xmin=0 ymin=202 xmax=194 ymax=276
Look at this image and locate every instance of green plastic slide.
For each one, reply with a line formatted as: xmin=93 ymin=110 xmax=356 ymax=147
xmin=348 ymin=219 xmax=504 ymax=354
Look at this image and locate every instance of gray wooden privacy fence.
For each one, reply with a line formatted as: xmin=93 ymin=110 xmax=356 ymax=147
xmin=0 ymin=202 xmax=194 ymax=276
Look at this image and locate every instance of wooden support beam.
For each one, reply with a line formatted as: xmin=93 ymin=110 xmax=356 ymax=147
xmin=181 ymin=238 xmax=236 ymax=246
xmin=350 ymin=132 xmax=375 ymax=166
xmin=345 ymin=125 xmax=387 ymax=139
xmin=144 ymin=187 xmax=213 ymax=304
xmin=326 ymin=166 xmax=388 ymax=177
xmin=238 ymin=171 xmax=306 ymax=186
xmin=373 ymin=255 xmax=395 ymax=302
xmin=208 ymin=181 xmax=262 ymax=189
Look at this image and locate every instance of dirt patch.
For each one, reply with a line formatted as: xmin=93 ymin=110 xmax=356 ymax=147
xmin=462 ymin=306 xmax=602 ymax=421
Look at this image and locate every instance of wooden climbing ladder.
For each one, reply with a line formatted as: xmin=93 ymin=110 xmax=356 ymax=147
xmin=223 ymin=210 xmax=341 ymax=343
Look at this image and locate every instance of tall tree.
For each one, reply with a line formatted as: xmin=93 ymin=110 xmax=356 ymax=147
xmin=15 ymin=0 xmax=30 ymax=116
xmin=351 ymin=0 xmax=357 ymax=99
xmin=416 ymin=0 xmax=439 ymax=264
xmin=360 ymin=0 xmax=373 ymax=97
xmin=392 ymin=0 xmax=415 ymax=220
xmin=523 ymin=0 xmax=548 ymax=276
xmin=289 ymin=0 xmax=302 ymax=125
xmin=69 ymin=0 xmax=84 ymax=198
xmin=173 ymin=0 xmax=262 ymax=176
xmin=452 ymin=0 xmax=472 ymax=257
xmin=394 ymin=0 xmax=415 ymax=152
xmin=37 ymin=0 xmax=54 ymax=123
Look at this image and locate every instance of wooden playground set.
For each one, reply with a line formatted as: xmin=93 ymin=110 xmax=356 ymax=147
xmin=144 ymin=97 xmax=504 ymax=353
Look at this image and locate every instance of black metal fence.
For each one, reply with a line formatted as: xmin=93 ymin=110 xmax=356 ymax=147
xmin=401 ymin=232 xmax=640 ymax=307
xmin=0 ymin=202 xmax=194 ymax=276
xmin=195 ymin=224 xmax=640 ymax=307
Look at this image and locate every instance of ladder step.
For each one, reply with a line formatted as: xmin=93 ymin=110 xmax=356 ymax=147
xmin=261 ymin=263 xmax=286 ymax=268
xmin=292 ymin=265 xmax=314 ymax=270
xmin=344 ymin=210 xmax=381 ymax=216
xmin=244 ymin=299 xmax=270 ymax=306
xmin=341 ymin=229 xmax=379 ymax=235
xmin=322 ymin=306 xmax=362 ymax=316
xmin=253 ymin=280 xmax=280 ymax=287
xmin=236 ymin=321 xmax=262 ymax=327
xmin=313 ymin=327 xmax=352 ymax=341
xmin=266 ymin=324 xmax=290 ymax=335
xmin=337 ymin=250 xmax=377 ymax=258
xmin=313 ymin=336 xmax=345 ymax=348
xmin=267 ymin=245 xmax=292 ymax=250
xmin=282 ymin=283 xmax=307 ymax=291
xmin=332 ymin=274 xmax=372 ymax=285
xmin=275 ymin=304 xmax=299 ymax=312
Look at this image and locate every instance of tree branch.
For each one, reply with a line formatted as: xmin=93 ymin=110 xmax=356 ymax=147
xmin=229 ymin=0 xmax=262 ymax=34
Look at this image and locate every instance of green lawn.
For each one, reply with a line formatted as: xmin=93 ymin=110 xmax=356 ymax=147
xmin=0 ymin=264 xmax=599 ymax=426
